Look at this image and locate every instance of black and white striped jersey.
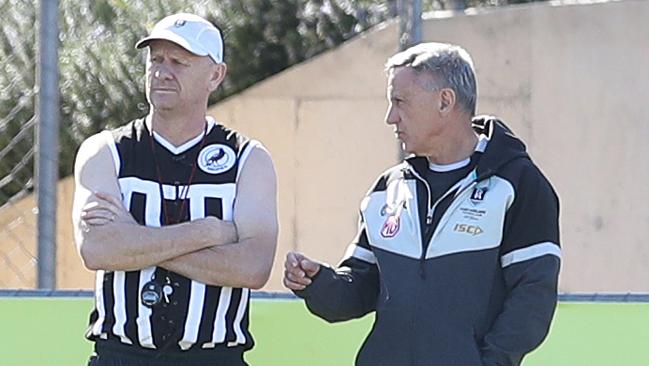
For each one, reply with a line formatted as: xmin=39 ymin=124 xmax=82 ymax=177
xmin=86 ymin=116 xmax=259 ymax=354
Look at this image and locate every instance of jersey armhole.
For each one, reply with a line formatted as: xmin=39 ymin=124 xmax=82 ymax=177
xmin=235 ymin=139 xmax=263 ymax=183
xmin=100 ymin=130 xmax=120 ymax=176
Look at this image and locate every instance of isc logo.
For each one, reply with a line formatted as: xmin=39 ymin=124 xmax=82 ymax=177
xmin=453 ymin=223 xmax=483 ymax=236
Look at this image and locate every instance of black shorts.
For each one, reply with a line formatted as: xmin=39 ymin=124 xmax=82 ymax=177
xmin=88 ymin=342 xmax=248 ymax=366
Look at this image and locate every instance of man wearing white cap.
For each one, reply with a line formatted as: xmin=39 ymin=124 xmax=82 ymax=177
xmin=73 ymin=13 xmax=278 ymax=365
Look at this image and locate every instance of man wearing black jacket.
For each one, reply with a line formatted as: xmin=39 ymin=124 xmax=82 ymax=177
xmin=283 ymin=42 xmax=561 ymax=366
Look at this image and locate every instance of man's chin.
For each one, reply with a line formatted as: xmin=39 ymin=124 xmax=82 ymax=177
xmin=150 ymin=100 xmax=178 ymax=112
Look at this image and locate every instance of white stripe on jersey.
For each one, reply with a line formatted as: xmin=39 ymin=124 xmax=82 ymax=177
xmin=118 ymin=178 xmax=163 ymax=227
xmin=120 ymin=177 xmax=237 ymax=222
xmin=91 ymin=270 xmax=106 ymax=337
xmin=179 ymin=281 xmax=207 ymax=350
xmin=501 ymin=242 xmax=561 ymax=268
xmin=231 ymin=288 xmax=250 ymax=346
xmin=137 ymin=267 xmax=156 ymax=349
xmin=103 ymin=131 xmax=121 ymax=175
xmin=187 ymin=183 xmax=236 ymax=221
xmin=202 ymin=287 xmax=233 ymax=349
xmin=112 ymin=271 xmax=132 ymax=344
xmin=343 ymin=243 xmax=377 ymax=264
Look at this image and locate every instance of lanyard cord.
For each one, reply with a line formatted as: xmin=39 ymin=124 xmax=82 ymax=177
xmin=147 ymin=122 xmax=208 ymax=225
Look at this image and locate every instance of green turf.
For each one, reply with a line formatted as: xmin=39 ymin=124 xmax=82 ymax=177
xmin=1 ymin=298 xmax=648 ymax=365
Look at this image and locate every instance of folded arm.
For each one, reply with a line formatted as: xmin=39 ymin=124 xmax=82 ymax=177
xmin=72 ymin=132 xmax=238 ymax=271
xmin=159 ymin=146 xmax=279 ymax=288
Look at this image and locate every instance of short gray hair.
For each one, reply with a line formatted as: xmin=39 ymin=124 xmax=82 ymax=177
xmin=385 ymin=42 xmax=477 ymax=115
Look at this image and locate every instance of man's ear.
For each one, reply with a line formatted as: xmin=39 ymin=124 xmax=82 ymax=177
xmin=208 ymin=63 xmax=227 ymax=92
xmin=439 ymin=88 xmax=456 ymax=115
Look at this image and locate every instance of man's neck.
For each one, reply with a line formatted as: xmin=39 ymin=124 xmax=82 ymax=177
xmin=426 ymin=118 xmax=478 ymax=165
xmin=149 ymin=109 xmax=207 ymax=146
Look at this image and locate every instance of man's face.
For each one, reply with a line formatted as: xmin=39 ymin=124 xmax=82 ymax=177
xmin=145 ymin=40 xmax=218 ymax=112
xmin=385 ymin=67 xmax=444 ymax=156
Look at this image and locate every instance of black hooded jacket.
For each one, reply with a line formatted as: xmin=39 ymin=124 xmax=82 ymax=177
xmin=296 ymin=116 xmax=561 ymax=366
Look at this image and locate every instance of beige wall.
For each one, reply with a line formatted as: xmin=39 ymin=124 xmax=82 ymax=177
xmin=0 ymin=177 xmax=93 ymax=288
xmin=213 ymin=0 xmax=649 ymax=293
xmin=417 ymin=1 xmax=649 ymax=293
xmin=2 ymin=0 xmax=646 ymax=292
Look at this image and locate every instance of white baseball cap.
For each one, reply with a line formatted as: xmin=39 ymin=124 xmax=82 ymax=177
xmin=136 ymin=13 xmax=224 ymax=64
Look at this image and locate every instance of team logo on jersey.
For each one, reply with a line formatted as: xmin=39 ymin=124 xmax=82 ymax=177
xmin=198 ymin=144 xmax=236 ymax=174
xmin=470 ymin=187 xmax=487 ymax=203
xmin=380 ymin=215 xmax=400 ymax=238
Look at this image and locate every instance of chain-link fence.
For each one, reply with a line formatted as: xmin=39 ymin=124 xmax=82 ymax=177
xmin=1 ymin=0 xmax=151 ymax=289
xmin=0 ymin=0 xmax=38 ymax=288
xmin=0 ymin=0 xmax=402 ymax=290
xmin=0 ymin=0 xmax=437 ymax=290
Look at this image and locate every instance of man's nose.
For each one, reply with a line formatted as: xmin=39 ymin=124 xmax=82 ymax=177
xmin=153 ymin=65 xmax=173 ymax=80
xmin=385 ymin=105 xmax=399 ymax=125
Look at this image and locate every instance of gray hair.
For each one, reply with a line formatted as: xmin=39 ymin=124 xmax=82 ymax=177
xmin=385 ymin=42 xmax=477 ymax=115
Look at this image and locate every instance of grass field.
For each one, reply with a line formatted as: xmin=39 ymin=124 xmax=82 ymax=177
xmin=1 ymin=298 xmax=648 ymax=365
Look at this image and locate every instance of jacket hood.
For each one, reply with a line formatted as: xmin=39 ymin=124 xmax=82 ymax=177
xmin=404 ymin=115 xmax=529 ymax=181
xmin=471 ymin=115 xmax=529 ymax=181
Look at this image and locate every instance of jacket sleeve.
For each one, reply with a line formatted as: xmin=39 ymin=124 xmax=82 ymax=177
xmin=481 ymin=165 xmax=561 ymax=366
xmin=293 ymin=216 xmax=380 ymax=323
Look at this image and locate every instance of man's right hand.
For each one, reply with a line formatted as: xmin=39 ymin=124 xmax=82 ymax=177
xmin=283 ymin=251 xmax=321 ymax=291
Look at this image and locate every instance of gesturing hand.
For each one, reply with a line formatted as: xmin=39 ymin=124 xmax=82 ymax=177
xmin=283 ymin=251 xmax=321 ymax=291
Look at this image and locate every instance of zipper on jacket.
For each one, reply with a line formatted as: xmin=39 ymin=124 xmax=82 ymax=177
xmin=407 ymin=168 xmax=433 ymax=280
xmin=405 ymin=166 xmax=477 ymax=365
xmin=427 ymin=177 xmax=480 ymax=246
xmin=408 ymin=168 xmax=480 ymax=279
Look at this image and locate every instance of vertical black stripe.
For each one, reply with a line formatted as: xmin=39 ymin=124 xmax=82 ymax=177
xmin=130 ymin=192 xmax=146 ymax=225
xmin=224 ymin=289 xmax=243 ymax=343
xmin=241 ymin=301 xmax=253 ymax=347
xmin=237 ymin=140 xmax=251 ymax=158
xmin=205 ymin=197 xmax=223 ymax=219
xmin=196 ymin=286 xmax=222 ymax=345
xmin=102 ymin=272 xmax=116 ymax=336
xmin=123 ymin=271 xmax=140 ymax=343
xmin=167 ymin=272 xmax=192 ymax=345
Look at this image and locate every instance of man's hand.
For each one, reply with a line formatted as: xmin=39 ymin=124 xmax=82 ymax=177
xmin=283 ymin=251 xmax=321 ymax=291
xmin=80 ymin=191 xmax=137 ymax=227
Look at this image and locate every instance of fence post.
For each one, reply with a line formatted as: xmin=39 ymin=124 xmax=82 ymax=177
xmin=396 ymin=0 xmax=422 ymax=161
xmin=36 ymin=0 xmax=60 ymax=290
xmin=398 ymin=0 xmax=422 ymax=51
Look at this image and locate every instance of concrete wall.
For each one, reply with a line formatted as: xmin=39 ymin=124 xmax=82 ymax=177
xmin=0 ymin=177 xmax=93 ymax=288
xmin=212 ymin=0 xmax=649 ymax=293
xmin=2 ymin=0 xmax=647 ymax=292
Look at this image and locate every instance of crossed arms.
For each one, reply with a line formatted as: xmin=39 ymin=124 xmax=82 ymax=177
xmin=72 ymin=132 xmax=278 ymax=289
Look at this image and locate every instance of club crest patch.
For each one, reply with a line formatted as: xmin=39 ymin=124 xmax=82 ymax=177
xmin=470 ymin=187 xmax=487 ymax=203
xmin=380 ymin=215 xmax=400 ymax=238
xmin=197 ymin=144 xmax=236 ymax=174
